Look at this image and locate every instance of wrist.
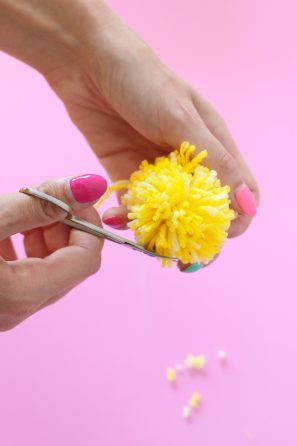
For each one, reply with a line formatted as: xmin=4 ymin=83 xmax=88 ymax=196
xmin=74 ymin=1 xmax=152 ymax=92
xmin=0 ymin=0 xmax=150 ymax=85
xmin=0 ymin=0 xmax=110 ymax=75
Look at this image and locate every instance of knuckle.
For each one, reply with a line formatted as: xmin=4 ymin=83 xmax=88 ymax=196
xmin=154 ymin=77 xmax=202 ymax=143
xmin=218 ymin=151 xmax=237 ymax=175
xmin=211 ymin=118 xmax=229 ymax=138
xmin=76 ymin=246 xmax=102 ymax=279
xmin=89 ymin=256 xmax=101 ymax=276
xmin=83 ymin=251 xmax=101 ymax=277
xmin=169 ymin=101 xmax=201 ymax=128
xmin=229 ymin=214 xmax=252 ymax=238
xmin=37 ymin=196 xmax=65 ymax=221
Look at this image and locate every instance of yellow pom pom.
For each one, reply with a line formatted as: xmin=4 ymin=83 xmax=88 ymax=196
xmin=122 ymin=142 xmax=235 ymax=266
xmin=96 ymin=142 xmax=235 ymax=266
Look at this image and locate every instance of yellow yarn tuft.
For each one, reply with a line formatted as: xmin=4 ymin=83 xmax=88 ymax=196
xmin=97 ymin=142 xmax=235 ymax=266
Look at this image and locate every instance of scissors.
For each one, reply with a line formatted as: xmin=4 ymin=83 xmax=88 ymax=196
xmin=20 ymin=187 xmax=177 ymax=261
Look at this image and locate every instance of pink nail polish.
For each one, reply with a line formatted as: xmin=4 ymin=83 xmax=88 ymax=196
xmin=235 ymin=185 xmax=257 ymax=217
xmin=70 ymin=174 xmax=107 ymax=203
xmin=103 ymin=216 xmax=124 ymax=229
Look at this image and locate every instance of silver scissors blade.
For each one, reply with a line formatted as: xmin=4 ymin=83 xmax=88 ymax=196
xmin=20 ymin=187 xmax=177 ymax=261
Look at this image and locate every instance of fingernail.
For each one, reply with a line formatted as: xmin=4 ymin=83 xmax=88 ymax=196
xmin=181 ymin=263 xmax=203 ymax=273
xmin=70 ymin=174 xmax=107 ymax=203
xmin=103 ymin=216 xmax=124 ymax=229
xmin=235 ymin=185 xmax=257 ymax=217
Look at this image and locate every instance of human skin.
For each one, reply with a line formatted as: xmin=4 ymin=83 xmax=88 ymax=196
xmin=0 ymin=0 xmax=259 ymax=328
xmin=0 ymin=174 xmax=107 ymax=331
xmin=0 ymin=0 xmax=259 ymax=229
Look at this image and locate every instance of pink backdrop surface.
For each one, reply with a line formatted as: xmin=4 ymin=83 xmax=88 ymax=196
xmin=0 ymin=0 xmax=296 ymax=445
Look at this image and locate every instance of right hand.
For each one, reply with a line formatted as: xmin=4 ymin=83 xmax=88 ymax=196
xmin=0 ymin=173 xmax=107 ymax=331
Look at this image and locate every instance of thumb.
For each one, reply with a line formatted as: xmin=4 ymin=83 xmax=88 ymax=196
xmin=0 ymin=174 xmax=107 ymax=240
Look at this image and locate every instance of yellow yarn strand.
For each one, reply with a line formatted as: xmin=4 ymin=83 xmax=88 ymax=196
xmin=96 ymin=142 xmax=235 ymax=266
xmin=95 ymin=180 xmax=130 ymax=208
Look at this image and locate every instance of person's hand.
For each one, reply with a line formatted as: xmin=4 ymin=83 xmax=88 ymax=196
xmin=0 ymin=173 xmax=107 ymax=331
xmin=42 ymin=2 xmax=259 ymax=240
xmin=0 ymin=0 xmax=259 ymax=269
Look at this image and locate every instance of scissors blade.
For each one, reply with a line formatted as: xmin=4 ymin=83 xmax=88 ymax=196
xmin=61 ymin=215 xmax=162 ymax=257
xmin=20 ymin=187 xmax=177 ymax=261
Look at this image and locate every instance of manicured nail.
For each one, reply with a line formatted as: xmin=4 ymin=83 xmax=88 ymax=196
xmin=235 ymin=185 xmax=257 ymax=217
xmin=181 ymin=263 xmax=203 ymax=273
xmin=70 ymin=174 xmax=107 ymax=203
xmin=103 ymin=215 xmax=124 ymax=229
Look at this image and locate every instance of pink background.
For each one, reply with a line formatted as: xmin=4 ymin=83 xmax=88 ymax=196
xmin=0 ymin=0 xmax=296 ymax=444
